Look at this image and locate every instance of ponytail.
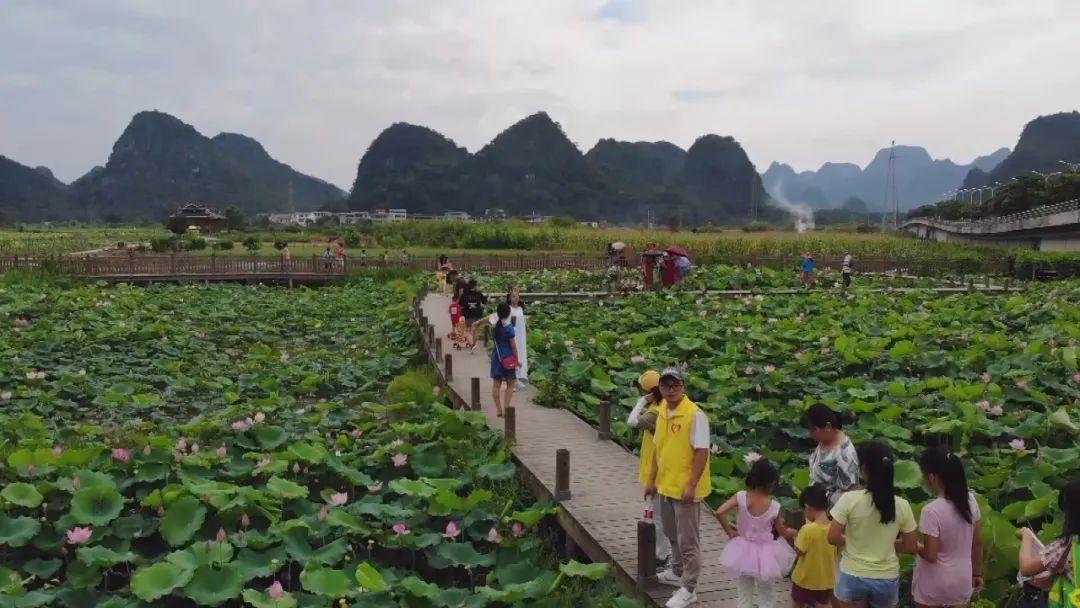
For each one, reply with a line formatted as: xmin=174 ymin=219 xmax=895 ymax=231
xmin=856 ymin=441 xmax=896 ymax=523
xmin=1061 ymin=479 xmax=1080 ymax=540
xmin=919 ymin=447 xmax=972 ymax=524
xmin=802 ymin=403 xmax=856 ymax=431
xmin=493 ymin=303 xmax=511 ymax=342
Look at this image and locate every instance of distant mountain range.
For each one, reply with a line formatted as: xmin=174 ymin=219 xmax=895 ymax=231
xmin=962 ymin=111 xmax=1080 ymax=188
xmin=0 ymin=111 xmax=344 ymax=222
xmin=763 ymin=146 xmax=1010 ymax=212
xmin=347 ymin=112 xmax=775 ymax=224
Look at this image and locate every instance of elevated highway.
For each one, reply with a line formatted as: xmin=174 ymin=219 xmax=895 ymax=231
xmin=901 ymin=199 xmax=1080 ymax=250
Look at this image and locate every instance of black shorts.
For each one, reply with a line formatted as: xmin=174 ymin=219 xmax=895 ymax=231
xmin=792 ymin=584 xmax=832 ymax=606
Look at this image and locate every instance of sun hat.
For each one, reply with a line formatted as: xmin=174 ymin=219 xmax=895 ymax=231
xmin=659 ymin=367 xmax=683 ymax=382
xmin=637 ymin=370 xmax=660 ymax=391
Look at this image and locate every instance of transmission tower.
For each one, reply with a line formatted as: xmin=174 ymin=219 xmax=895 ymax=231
xmin=880 ymin=141 xmax=899 ymax=231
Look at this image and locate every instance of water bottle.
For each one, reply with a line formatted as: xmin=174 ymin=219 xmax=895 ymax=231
xmin=642 ymin=500 xmax=654 ymax=523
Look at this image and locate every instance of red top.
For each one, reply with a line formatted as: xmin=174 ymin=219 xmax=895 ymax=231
xmin=661 ymin=257 xmax=678 ymax=287
xmin=449 ymin=302 xmax=462 ymax=325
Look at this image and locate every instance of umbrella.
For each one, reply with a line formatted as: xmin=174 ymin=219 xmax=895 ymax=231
xmin=610 ymin=241 xmax=627 ymax=251
xmin=665 ymin=245 xmax=688 ymax=257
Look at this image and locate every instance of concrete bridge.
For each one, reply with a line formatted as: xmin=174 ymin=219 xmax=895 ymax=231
xmin=901 ymin=198 xmax=1080 ymax=251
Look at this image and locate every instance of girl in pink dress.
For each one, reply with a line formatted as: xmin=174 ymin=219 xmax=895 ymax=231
xmin=715 ymin=457 xmax=797 ymax=608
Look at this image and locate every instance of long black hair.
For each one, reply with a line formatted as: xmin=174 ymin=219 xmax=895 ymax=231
xmin=745 ymin=459 xmax=779 ymax=491
xmin=1061 ymin=479 xmax=1080 ymax=540
xmin=802 ymin=403 xmax=856 ymax=431
xmin=856 ymin=441 xmax=897 ymax=524
xmin=919 ymin=447 xmax=972 ymax=524
xmin=505 ymin=291 xmax=525 ymax=311
xmin=493 ymin=303 xmax=511 ymax=342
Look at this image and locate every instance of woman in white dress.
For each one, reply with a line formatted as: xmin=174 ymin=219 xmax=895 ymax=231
xmin=507 ymin=290 xmax=527 ymax=387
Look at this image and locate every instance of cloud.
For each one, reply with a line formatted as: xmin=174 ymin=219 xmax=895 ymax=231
xmin=1 ymin=0 xmax=1079 ymax=188
xmin=673 ymin=89 xmax=723 ymax=103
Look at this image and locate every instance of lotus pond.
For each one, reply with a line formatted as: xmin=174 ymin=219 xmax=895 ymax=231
xmin=524 ymin=282 xmax=1080 ymax=605
xmin=0 ymin=277 xmax=636 ymax=607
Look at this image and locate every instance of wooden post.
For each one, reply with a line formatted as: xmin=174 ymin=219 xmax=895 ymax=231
xmin=1005 ymin=277 xmax=1011 ymax=291
xmin=444 ymin=353 xmax=453 ymax=380
xmin=471 ymin=377 xmax=480 ymax=410
xmin=435 ymin=337 xmax=442 ymax=360
xmin=505 ymin=406 xmax=516 ymax=444
xmin=483 ymin=323 xmax=489 ymax=346
xmin=428 ymin=325 xmax=435 ymax=347
xmin=555 ymin=449 xmax=571 ymax=501
xmin=597 ymin=400 xmax=611 ymax=440
xmin=636 ymin=520 xmax=657 ymax=587
xmin=968 ymin=277 xmax=974 ymax=292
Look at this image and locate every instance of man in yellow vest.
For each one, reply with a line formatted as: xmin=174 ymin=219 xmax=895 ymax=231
xmin=646 ymin=367 xmax=711 ymax=608
xmin=627 ymin=370 xmax=672 ymax=566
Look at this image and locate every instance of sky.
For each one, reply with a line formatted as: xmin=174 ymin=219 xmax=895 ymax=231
xmin=2 ymin=0 xmax=1079 ymax=189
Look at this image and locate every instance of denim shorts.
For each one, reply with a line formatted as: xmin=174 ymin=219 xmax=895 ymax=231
xmin=834 ymin=570 xmax=899 ymax=608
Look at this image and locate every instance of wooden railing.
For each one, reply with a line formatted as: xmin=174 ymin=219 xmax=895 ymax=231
xmin=0 ymin=252 xmax=1010 ymax=279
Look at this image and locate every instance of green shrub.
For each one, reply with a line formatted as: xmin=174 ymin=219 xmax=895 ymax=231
xmin=242 ymin=236 xmax=260 ymax=252
xmin=150 ymin=237 xmax=175 ymax=253
xmin=184 ymin=237 xmax=207 ymax=251
xmin=742 ymin=221 xmax=770 ymax=233
xmin=386 ymin=368 xmax=437 ymax=404
xmin=273 ymin=240 xmax=288 ymax=250
xmin=343 ymin=230 xmax=362 ymax=248
xmin=218 ymin=239 xmax=234 ymax=250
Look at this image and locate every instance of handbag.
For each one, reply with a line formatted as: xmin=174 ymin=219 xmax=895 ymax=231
xmin=493 ymin=325 xmax=518 ymax=371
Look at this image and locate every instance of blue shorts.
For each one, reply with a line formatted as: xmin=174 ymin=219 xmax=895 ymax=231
xmin=834 ymin=570 xmax=899 ymax=608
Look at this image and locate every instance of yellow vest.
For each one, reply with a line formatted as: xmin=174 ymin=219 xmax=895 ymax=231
xmin=637 ymin=403 xmax=661 ymax=486
xmin=654 ymin=396 xmax=711 ymax=501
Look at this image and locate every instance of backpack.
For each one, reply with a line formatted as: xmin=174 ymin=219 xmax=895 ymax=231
xmin=1048 ymin=537 xmax=1078 ymax=608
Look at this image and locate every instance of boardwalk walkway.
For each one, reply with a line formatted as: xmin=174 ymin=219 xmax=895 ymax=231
xmin=418 ymin=292 xmax=749 ymax=607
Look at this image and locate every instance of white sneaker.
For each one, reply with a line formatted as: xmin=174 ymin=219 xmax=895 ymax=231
xmin=665 ymin=587 xmax=697 ymax=608
xmin=656 ymin=569 xmax=682 ymax=587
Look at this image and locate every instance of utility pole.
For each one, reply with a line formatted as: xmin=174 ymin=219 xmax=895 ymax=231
xmin=880 ymin=141 xmax=899 ymax=232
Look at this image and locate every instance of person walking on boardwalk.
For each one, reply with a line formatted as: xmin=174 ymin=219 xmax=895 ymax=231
xmin=460 ymin=279 xmax=488 ymax=349
xmin=628 ymin=370 xmax=672 ymax=567
xmin=646 ymin=367 xmax=711 ymax=608
xmin=322 ymin=246 xmax=333 ymax=271
xmin=842 ymin=253 xmax=854 ymax=289
xmin=506 ymin=290 xmax=527 ymax=388
xmin=489 ymin=303 xmax=519 ymax=418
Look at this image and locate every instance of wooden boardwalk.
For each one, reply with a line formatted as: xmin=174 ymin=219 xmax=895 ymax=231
xmin=418 ymin=293 xmax=750 ymax=607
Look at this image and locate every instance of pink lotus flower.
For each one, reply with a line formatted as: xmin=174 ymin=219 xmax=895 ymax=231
xmin=977 ymin=400 xmax=991 ymax=412
xmin=1009 ymin=438 xmax=1027 ymax=451
xmin=392 ymin=522 xmax=410 ymax=535
xmin=66 ymin=526 xmax=92 ymax=545
xmin=432 ymin=386 xmax=441 ymax=396
xmin=630 ymin=355 xmax=645 ymax=364
xmin=980 ymin=373 xmax=992 ymax=383
xmin=190 ymin=443 xmax=199 ymax=453
xmin=794 ymin=351 xmax=804 ymax=361
xmin=989 ymin=405 xmax=1004 ymax=416
xmin=51 ymin=445 xmax=63 ymax=457
xmin=351 ymin=428 xmax=363 ymax=438
xmin=366 ymin=482 xmax=383 ymax=492
xmin=71 ymin=476 xmax=81 ymax=490
xmin=143 ymin=444 xmax=152 ymax=456
xmin=241 ymin=513 xmax=250 ymax=528
xmin=14 ymin=318 xmax=28 ymax=327
xmin=763 ymin=364 xmax=776 ymax=373
xmin=511 ymin=522 xmax=525 ymax=538
xmin=216 ymin=444 xmax=227 ymax=459
xmin=267 ymin=581 xmax=285 ymax=599
xmin=176 ymin=438 xmax=187 ymax=451
xmin=318 ymin=505 xmax=328 ymax=521
xmin=744 ymin=451 xmax=762 ymax=464
xmin=487 ymin=527 xmax=502 ymax=544
xmin=111 ymin=448 xmax=131 ymax=463
xmin=330 ymin=492 xmax=348 ymax=507
xmin=820 ymin=348 xmax=831 ymax=356
xmin=231 ymin=419 xmax=251 ymax=432
xmin=392 ymin=453 xmax=408 ymax=467
xmin=216 ymin=528 xmax=227 ymax=543
xmin=1072 ymin=373 xmax=1080 ymax=384
xmin=442 ymin=521 xmax=461 ymax=540
xmin=255 ymin=454 xmax=271 ymax=469
xmin=1016 ymin=379 xmax=1029 ymax=389
xmin=254 ymin=412 xmax=266 ymax=423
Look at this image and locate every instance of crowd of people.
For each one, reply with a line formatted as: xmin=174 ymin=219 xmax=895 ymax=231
xmin=438 ymin=256 xmax=529 ymax=418
xmin=629 ymin=372 xmax=1078 ymax=608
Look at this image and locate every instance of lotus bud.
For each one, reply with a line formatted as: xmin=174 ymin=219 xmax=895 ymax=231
xmin=318 ymin=505 xmax=328 ymax=521
xmin=216 ymin=528 xmax=227 ymax=543
xmin=241 ymin=513 xmax=250 ymax=528
xmin=293 ymin=462 xmax=301 ymax=474
xmin=216 ymin=444 xmax=227 ymax=459
xmin=143 ymin=444 xmax=152 ymax=456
